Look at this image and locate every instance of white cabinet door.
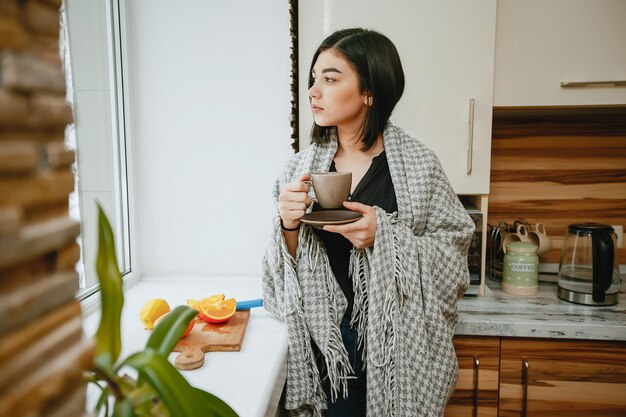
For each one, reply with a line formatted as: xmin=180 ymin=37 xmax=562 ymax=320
xmin=494 ymin=0 xmax=626 ymax=106
xmin=298 ymin=0 xmax=497 ymax=195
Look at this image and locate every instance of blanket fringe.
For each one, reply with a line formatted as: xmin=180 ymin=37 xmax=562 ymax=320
xmin=379 ymin=275 xmax=397 ymax=417
xmin=392 ymin=225 xmax=411 ymax=307
xmin=323 ymin=326 xmax=353 ymax=402
xmin=303 ymin=226 xmax=352 ymax=403
xmin=372 ymin=211 xmax=414 ymax=417
xmin=278 ymin=222 xmax=327 ymax=414
xmin=304 ymin=328 xmax=327 ymax=411
xmin=348 ymin=248 xmax=369 ymax=366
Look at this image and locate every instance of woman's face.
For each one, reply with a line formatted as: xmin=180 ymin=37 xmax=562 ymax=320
xmin=308 ymin=49 xmax=369 ymax=133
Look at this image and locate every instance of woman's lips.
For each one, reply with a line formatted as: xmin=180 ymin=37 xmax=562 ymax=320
xmin=311 ymin=105 xmax=323 ymax=113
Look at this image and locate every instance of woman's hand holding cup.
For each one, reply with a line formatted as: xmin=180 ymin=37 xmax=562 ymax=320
xmin=278 ymin=174 xmax=312 ymax=230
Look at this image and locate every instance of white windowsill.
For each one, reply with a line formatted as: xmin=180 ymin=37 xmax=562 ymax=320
xmin=81 ymin=276 xmax=288 ymax=417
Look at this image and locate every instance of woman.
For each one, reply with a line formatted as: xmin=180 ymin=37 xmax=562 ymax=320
xmin=262 ymin=28 xmax=475 ymax=417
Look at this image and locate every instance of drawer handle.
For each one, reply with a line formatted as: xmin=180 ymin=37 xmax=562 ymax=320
xmin=473 ymin=356 xmax=480 ymax=417
xmin=522 ymin=359 xmax=529 ymax=417
xmin=467 ymin=98 xmax=475 ymax=175
xmin=561 ymin=80 xmax=626 ymax=88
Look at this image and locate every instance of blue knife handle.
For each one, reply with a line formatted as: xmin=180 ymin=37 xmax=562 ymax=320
xmin=236 ymin=298 xmax=263 ymax=310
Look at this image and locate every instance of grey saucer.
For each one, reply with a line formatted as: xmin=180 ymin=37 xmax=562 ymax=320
xmin=301 ymin=210 xmax=363 ymax=229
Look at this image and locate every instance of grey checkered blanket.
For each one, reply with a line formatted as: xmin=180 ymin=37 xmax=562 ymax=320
xmin=262 ymin=124 xmax=474 ymax=416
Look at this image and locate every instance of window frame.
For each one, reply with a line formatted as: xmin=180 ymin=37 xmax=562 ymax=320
xmin=64 ymin=0 xmax=138 ymax=312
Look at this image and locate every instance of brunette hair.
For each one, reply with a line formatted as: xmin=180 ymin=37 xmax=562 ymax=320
xmin=308 ymin=28 xmax=405 ymax=151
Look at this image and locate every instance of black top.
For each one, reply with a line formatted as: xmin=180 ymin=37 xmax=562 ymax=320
xmin=312 ymin=151 xmax=398 ymax=317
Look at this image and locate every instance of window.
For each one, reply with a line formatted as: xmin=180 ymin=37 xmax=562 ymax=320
xmin=61 ymin=0 xmax=133 ymax=299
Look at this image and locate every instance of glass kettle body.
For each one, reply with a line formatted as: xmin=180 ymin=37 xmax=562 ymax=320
xmin=558 ymin=223 xmax=621 ymax=306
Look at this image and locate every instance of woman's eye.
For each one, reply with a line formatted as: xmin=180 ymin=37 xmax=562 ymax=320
xmin=325 ymin=77 xmax=335 ymax=84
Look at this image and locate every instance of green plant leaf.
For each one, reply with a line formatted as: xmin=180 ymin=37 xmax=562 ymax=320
xmin=94 ymin=204 xmax=124 ymax=365
xmin=112 ymin=398 xmax=135 ymax=417
xmin=145 ymin=305 xmax=197 ymax=357
xmin=117 ymin=373 xmax=137 ymax=395
xmin=94 ymin=382 xmax=109 ymax=415
xmin=192 ymin=388 xmax=240 ymax=417
xmin=93 ymin=354 xmax=117 ymax=382
xmin=150 ymin=399 xmax=171 ymax=417
xmin=123 ymin=350 xmax=238 ymax=417
xmin=127 ymin=384 xmax=158 ymax=417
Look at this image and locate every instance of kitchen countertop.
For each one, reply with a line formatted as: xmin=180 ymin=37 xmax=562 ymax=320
xmin=457 ymin=279 xmax=626 ymax=341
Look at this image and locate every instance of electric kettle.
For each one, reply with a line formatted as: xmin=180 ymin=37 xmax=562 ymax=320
xmin=557 ymin=223 xmax=621 ymax=306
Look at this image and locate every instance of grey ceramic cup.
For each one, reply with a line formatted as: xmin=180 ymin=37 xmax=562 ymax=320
xmin=305 ymin=172 xmax=352 ymax=209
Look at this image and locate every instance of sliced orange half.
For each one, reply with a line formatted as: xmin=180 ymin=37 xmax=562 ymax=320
xmin=198 ymin=298 xmax=236 ymax=324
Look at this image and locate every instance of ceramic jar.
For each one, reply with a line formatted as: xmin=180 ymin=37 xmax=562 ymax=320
xmin=502 ymin=241 xmax=539 ymax=295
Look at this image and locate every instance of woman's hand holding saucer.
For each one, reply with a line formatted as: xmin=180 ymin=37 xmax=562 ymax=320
xmin=323 ymin=201 xmax=376 ymax=248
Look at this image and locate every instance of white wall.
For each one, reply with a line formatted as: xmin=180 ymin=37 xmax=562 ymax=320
xmin=126 ymin=1 xmax=292 ymax=277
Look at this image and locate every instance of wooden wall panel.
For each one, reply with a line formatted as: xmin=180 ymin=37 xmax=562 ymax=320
xmin=489 ymin=106 xmax=626 ymax=265
xmin=0 ymin=1 xmax=90 ymax=416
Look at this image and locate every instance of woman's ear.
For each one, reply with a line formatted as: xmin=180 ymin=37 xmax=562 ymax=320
xmin=363 ymin=94 xmax=373 ymax=106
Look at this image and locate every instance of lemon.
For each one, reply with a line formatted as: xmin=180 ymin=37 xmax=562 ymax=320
xmin=139 ymin=298 xmax=170 ymax=329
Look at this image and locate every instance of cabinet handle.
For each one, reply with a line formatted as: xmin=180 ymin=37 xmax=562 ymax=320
xmin=473 ymin=356 xmax=480 ymax=417
xmin=561 ymin=80 xmax=626 ymax=88
xmin=467 ymin=98 xmax=475 ymax=175
xmin=522 ymin=359 xmax=529 ymax=417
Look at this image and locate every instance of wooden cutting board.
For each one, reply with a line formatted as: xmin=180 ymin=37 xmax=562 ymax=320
xmin=173 ymin=310 xmax=250 ymax=370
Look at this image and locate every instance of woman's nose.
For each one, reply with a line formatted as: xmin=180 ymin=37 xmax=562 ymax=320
xmin=308 ymin=83 xmax=320 ymax=99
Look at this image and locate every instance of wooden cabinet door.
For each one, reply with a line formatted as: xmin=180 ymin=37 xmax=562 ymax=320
xmin=445 ymin=336 xmax=500 ymax=417
xmin=499 ymin=338 xmax=626 ymax=417
xmin=297 ymin=0 xmax=497 ymax=194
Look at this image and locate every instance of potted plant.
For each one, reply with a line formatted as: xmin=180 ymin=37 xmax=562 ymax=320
xmin=84 ymin=205 xmax=238 ymax=416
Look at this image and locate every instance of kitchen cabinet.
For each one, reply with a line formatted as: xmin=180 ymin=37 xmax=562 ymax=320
xmin=494 ymin=0 xmax=626 ymax=106
xmin=297 ymin=0 xmax=497 ymax=195
xmin=446 ymin=336 xmax=500 ymax=417
xmin=499 ymin=338 xmax=626 ymax=417
xmin=445 ymin=336 xmax=626 ymax=416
